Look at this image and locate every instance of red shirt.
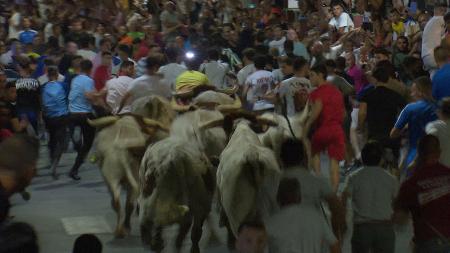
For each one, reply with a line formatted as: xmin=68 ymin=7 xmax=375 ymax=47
xmin=93 ymin=65 xmax=111 ymax=91
xmin=309 ymin=83 xmax=344 ymax=128
xmin=396 ymin=163 xmax=450 ymax=242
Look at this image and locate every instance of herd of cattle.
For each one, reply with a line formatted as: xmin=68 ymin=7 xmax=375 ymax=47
xmin=87 ymin=87 xmax=310 ymax=253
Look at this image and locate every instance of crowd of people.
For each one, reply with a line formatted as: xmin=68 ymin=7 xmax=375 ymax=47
xmin=0 ymin=0 xmax=450 ymax=252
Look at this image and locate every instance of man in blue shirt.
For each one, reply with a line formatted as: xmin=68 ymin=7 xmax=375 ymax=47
xmin=431 ymin=46 xmax=450 ymax=102
xmin=18 ymin=18 xmax=38 ymax=45
xmin=41 ymin=66 xmax=69 ymax=180
xmin=391 ymin=76 xmax=438 ymax=179
xmin=67 ymin=60 xmax=95 ymax=180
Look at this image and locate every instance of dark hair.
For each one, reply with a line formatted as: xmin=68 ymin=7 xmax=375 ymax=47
xmin=207 ymin=48 xmax=220 ymax=61
xmin=120 ymin=60 xmax=134 ymax=70
xmin=361 ymin=141 xmax=384 ymax=166
xmin=0 ymin=222 xmax=39 ymax=253
xmin=43 ymin=58 xmax=56 ymax=66
xmin=255 ymin=31 xmax=266 ymax=43
xmin=372 ymin=66 xmax=390 ymax=83
xmin=99 ymin=38 xmax=110 ymax=47
xmin=280 ymin=139 xmax=307 ymax=167
xmin=284 ymin=40 xmax=294 ymax=52
xmin=165 ymin=47 xmax=180 ymax=62
xmin=0 ymin=134 xmax=39 ymax=173
xmin=373 ymin=47 xmax=391 ymax=57
xmin=72 ymin=234 xmax=102 ymax=253
xmin=375 ymin=60 xmax=396 ymax=78
xmin=146 ymin=54 xmax=163 ymax=70
xmin=279 ymin=56 xmax=294 ymax=66
xmin=237 ymin=220 xmax=266 ymax=234
xmin=293 ymin=56 xmax=308 ymax=71
xmin=331 ymin=1 xmax=344 ymax=8
xmin=242 ymin=48 xmax=256 ymax=62
xmin=79 ymin=35 xmax=91 ymax=48
xmin=310 ymin=64 xmax=328 ymax=79
xmin=336 ymin=56 xmax=346 ymax=69
xmin=101 ymin=51 xmax=112 ymax=57
xmin=445 ymin=12 xmax=450 ymax=23
xmin=417 ymin=135 xmax=441 ymax=165
xmin=80 ymin=59 xmax=93 ymax=73
xmin=277 ymin=177 xmax=301 ymax=206
xmin=325 ymin=59 xmax=337 ymax=69
xmin=439 ymin=97 xmax=450 ymax=117
xmin=47 ymin=66 xmax=59 ymax=78
xmin=254 ymin=55 xmax=267 ymax=69
xmin=117 ymin=44 xmax=131 ymax=56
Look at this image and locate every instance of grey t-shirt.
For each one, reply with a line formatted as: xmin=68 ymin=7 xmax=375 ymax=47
xmin=344 ymin=166 xmax=399 ymax=223
xmin=283 ymin=167 xmax=333 ymax=210
xmin=275 ymin=77 xmax=311 ymax=116
xmin=266 ymin=205 xmax=337 ymax=253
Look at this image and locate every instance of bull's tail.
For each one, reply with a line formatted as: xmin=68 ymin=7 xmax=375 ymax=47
xmin=120 ymin=151 xmax=140 ymax=197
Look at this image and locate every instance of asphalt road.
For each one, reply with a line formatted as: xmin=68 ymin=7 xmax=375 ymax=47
xmin=8 ymin=143 xmax=413 ymax=253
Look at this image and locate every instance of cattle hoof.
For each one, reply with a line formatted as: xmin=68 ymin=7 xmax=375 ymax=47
xmin=114 ymin=227 xmax=129 ymax=238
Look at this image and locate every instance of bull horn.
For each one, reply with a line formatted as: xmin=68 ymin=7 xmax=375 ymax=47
xmin=87 ymin=116 xmax=120 ymax=128
xmin=217 ymin=85 xmax=239 ymax=95
xmin=142 ymin=118 xmax=169 ymax=132
xmin=216 ymin=96 xmax=242 ymax=112
xmin=199 ymin=118 xmax=224 ymax=130
xmin=256 ymin=116 xmax=278 ymax=127
xmin=171 ymin=98 xmax=194 ymax=112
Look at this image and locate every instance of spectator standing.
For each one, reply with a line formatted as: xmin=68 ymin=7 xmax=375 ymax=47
xmin=358 ymin=65 xmax=406 ymax=165
xmin=199 ymin=48 xmax=230 ymax=89
xmin=426 ymin=97 xmax=450 ymax=167
xmin=432 ymin=46 xmax=450 ymax=102
xmin=237 ymin=48 xmax=256 ymax=87
xmin=268 ymin=26 xmax=286 ymax=56
xmin=41 ymin=66 xmax=69 ymax=180
xmin=93 ymin=51 xmax=112 ymax=91
xmin=243 ymin=55 xmax=275 ymax=111
xmin=342 ymin=142 xmax=399 ymax=253
xmin=106 ymin=61 xmax=135 ymax=115
xmin=175 ymin=55 xmax=209 ymax=93
xmin=0 ymin=135 xmax=39 ymax=223
xmin=275 ymin=57 xmax=311 ymax=116
xmin=15 ymin=60 xmax=41 ymax=133
xmin=329 ymin=1 xmax=354 ymax=35
xmin=421 ymin=3 xmax=448 ymax=75
xmin=391 ymin=76 xmax=438 ymax=178
xmin=67 ymin=60 xmax=96 ymax=181
xmin=394 ymin=135 xmax=450 ymax=253
xmin=235 ymin=221 xmax=267 ymax=253
xmin=158 ymin=47 xmax=187 ymax=90
xmin=119 ymin=55 xmax=171 ymax=113
xmin=304 ymin=64 xmax=346 ymax=191
xmin=77 ymin=35 xmax=96 ymax=61
xmin=18 ymin=17 xmax=38 ymax=45
xmin=266 ymin=177 xmax=340 ymax=253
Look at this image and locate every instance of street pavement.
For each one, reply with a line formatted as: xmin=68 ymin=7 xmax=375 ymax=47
xmin=8 ymin=143 xmax=413 ymax=253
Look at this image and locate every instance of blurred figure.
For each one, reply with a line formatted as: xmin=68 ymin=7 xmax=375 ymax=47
xmin=72 ymin=234 xmax=102 ymax=253
xmin=235 ymin=221 xmax=267 ymax=253
xmin=0 ymin=222 xmax=39 ymax=253
xmin=426 ymin=97 xmax=450 ymax=167
xmin=0 ymin=135 xmax=39 ymax=223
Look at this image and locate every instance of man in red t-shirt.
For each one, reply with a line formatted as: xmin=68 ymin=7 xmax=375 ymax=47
xmin=93 ymin=51 xmax=113 ymax=91
xmin=304 ymin=64 xmax=345 ymax=191
xmin=394 ymin=135 xmax=450 ymax=253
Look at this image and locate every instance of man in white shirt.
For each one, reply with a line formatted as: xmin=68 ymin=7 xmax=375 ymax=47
xmin=328 ymin=2 xmax=354 ymax=34
xmin=237 ymin=48 xmax=256 ymax=87
xmin=421 ymin=4 xmax=448 ymax=75
xmin=268 ymin=26 xmax=286 ymax=56
xmin=77 ymin=35 xmax=96 ymax=61
xmin=244 ymin=55 xmax=275 ymax=111
xmin=199 ymin=48 xmax=229 ymax=89
xmin=266 ymin=177 xmax=340 ymax=253
xmin=106 ymin=61 xmax=135 ymax=114
xmin=158 ymin=47 xmax=186 ymax=90
xmin=118 ymin=54 xmax=171 ymax=113
xmin=276 ymin=57 xmax=312 ymax=116
xmin=426 ymin=97 xmax=450 ymax=167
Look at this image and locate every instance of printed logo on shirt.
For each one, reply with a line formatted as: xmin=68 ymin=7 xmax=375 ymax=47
xmin=15 ymin=78 xmax=40 ymax=90
xmin=417 ymin=175 xmax=450 ymax=205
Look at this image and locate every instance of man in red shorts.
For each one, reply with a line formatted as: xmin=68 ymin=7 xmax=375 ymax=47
xmin=304 ymin=64 xmax=345 ymax=191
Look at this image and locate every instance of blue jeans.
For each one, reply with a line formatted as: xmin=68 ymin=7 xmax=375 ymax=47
xmin=17 ymin=108 xmax=39 ymax=133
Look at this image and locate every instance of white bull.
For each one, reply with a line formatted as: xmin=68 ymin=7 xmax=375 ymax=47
xmin=139 ymin=95 xmax=241 ymax=252
xmin=88 ymin=96 xmax=176 ymax=238
xmin=257 ymin=104 xmax=310 ymax=165
xmin=217 ymin=120 xmax=281 ymax=238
